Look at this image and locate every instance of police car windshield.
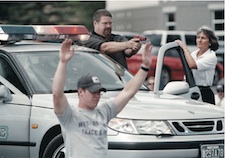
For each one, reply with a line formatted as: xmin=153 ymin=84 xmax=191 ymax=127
xmin=15 ymin=50 xmax=147 ymax=94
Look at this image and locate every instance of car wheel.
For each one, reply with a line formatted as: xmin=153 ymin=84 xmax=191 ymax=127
xmin=42 ymin=134 xmax=65 ymax=158
xmin=161 ymin=67 xmax=170 ymax=87
xmin=213 ymin=69 xmax=219 ymax=85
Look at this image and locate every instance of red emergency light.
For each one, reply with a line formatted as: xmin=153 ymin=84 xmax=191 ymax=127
xmin=0 ymin=25 xmax=90 ymax=42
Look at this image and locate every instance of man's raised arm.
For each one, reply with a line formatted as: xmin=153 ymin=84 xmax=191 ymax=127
xmin=52 ymin=39 xmax=74 ymax=114
xmin=114 ymin=42 xmax=153 ymax=113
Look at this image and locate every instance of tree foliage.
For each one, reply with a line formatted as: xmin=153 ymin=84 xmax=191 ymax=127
xmin=0 ymin=1 xmax=105 ymax=30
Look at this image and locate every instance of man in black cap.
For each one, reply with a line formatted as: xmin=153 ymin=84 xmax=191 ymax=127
xmin=52 ymin=38 xmax=152 ymax=158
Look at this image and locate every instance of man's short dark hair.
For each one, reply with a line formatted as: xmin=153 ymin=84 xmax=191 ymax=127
xmin=93 ymin=9 xmax=112 ymax=22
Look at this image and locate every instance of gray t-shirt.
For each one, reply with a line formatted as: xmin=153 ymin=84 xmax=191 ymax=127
xmin=57 ymin=101 xmax=118 ymax=158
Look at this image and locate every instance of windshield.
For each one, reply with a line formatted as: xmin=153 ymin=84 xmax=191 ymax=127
xmin=15 ymin=50 xmax=147 ymax=94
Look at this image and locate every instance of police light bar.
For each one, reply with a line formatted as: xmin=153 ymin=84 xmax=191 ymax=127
xmin=0 ymin=25 xmax=90 ymax=42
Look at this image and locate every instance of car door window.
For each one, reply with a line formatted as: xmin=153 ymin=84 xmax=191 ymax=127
xmin=185 ymin=35 xmax=196 ymax=46
xmin=145 ymin=34 xmax=162 ymax=46
xmin=167 ymin=35 xmax=181 ymax=43
xmin=0 ymin=57 xmax=26 ymax=94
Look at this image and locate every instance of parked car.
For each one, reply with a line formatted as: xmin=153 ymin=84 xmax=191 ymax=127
xmin=127 ymin=46 xmax=224 ymax=86
xmin=141 ymin=30 xmax=198 ymax=52
xmin=111 ymin=31 xmax=140 ymax=40
xmin=127 ymin=30 xmax=224 ymax=85
xmin=127 ymin=46 xmax=185 ymax=87
xmin=0 ymin=25 xmax=224 ymax=158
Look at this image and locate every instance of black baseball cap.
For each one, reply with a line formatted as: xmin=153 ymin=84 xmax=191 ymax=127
xmin=77 ymin=74 xmax=106 ymax=92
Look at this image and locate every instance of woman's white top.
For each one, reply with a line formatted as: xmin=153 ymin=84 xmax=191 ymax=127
xmin=191 ymin=49 xmax=217 ymax=86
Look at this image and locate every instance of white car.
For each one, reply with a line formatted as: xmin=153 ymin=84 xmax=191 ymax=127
xmin=141 ymin=30 xmax=198 ymax=52
xmin=0 ymin=25 xmax=224 ymax=158
xmin=111 ymin=31 xmax=140 ymax=40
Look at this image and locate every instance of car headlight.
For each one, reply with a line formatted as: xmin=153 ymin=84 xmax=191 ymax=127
xmin=108 ymin=118 xmax=173 ymax=135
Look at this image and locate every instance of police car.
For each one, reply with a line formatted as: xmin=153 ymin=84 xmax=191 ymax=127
xmin=0 ymin=25 xmax=223 ymax=158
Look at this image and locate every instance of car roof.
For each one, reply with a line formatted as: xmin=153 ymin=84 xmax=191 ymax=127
xmin=142 ymin=30 xmax=196 ymax=35
xmin=112 ymin=31 xmax=140 ymax=36
xmin=0 ymin=41 xmax=99 ymax=53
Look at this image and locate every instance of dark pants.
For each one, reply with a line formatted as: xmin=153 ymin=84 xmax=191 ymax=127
xmin=198 ymin=86 xmax=215 ymax=105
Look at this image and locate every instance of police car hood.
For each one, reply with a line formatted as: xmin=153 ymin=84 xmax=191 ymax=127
xmin=32 ymin=91 xmax=224 ymax=120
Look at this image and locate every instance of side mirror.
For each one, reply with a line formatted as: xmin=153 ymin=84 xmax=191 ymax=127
xmin=163 ymin=81 xmax=189 ymax=95
xmin=0 ymin=85 xmax=12 ymax=102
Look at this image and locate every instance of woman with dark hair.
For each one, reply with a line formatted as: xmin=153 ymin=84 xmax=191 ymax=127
xmin=176 ymin=26 xmax=219 ymax=105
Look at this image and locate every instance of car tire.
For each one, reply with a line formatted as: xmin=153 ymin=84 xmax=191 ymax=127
xmin=161 ymin=67 xmax=170 ymax=87
xmin=42 ymin=134 xmax=65 ymax=158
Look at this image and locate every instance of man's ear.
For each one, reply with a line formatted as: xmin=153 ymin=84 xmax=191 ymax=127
xmin=78 ymin=88 xmax=83 ymax=96
xmin=94 ymin=20 xmax=98 ymax=26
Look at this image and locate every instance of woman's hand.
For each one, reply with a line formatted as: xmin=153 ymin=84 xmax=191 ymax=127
xmin=175 ymin=40 xmax=188 ymax=51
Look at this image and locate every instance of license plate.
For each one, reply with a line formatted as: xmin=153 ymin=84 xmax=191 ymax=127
xmin=201 ymin=144 xmax=224 ymax=158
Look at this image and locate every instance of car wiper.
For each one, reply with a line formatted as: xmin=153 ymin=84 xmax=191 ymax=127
xmin=64 ymin=89 xmax=78 ymax=93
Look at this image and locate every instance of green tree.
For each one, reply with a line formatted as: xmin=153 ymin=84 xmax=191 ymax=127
xmin=0 ymin=1 xmax=105 ymax=30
